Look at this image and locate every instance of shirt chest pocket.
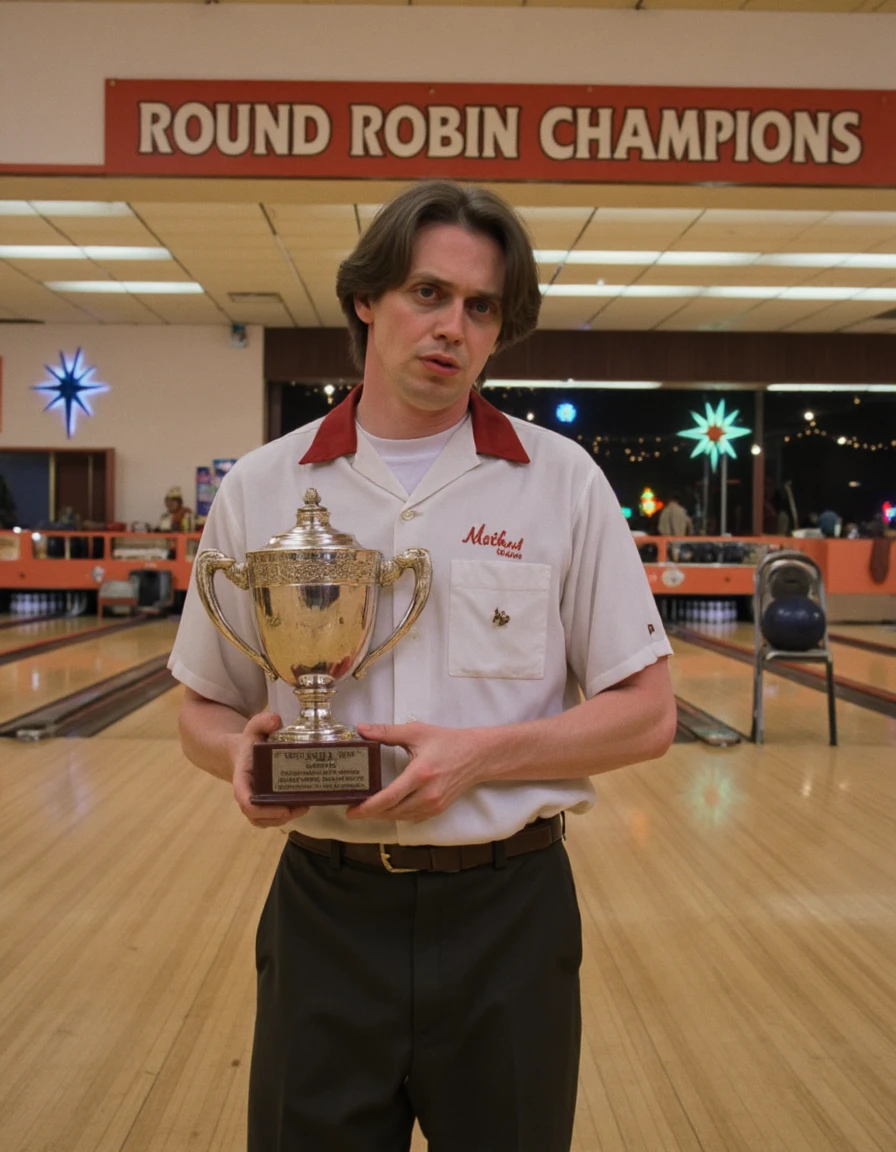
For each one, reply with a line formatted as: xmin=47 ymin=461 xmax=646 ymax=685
xmin=448 ymin=559 xmax=551 ymax=679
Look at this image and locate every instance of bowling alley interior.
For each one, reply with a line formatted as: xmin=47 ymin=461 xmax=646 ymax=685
xmin=2 ymin=3 xmax=896 ymax=1151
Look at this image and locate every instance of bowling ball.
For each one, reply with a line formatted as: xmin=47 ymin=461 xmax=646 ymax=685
xmin=761 ymin=595 xmax=826 ymax=651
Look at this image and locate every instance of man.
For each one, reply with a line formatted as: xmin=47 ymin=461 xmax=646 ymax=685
xmin=657 ymin=491 xmax=693 ymax=537
xmin=157 ymin=485 xmax=193 ymax=532
xmin=170 ymin=180 xmax=676 ymax=1152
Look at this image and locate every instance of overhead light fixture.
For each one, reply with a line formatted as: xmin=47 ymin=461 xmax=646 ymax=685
xmin=1 ymin=246 xmax=86 ymax=260
xmin=540 ymin=284 xmax=896 ymax=302
xmin=85 ymin=247 xmax=172 ymax=260
xmin=0 ymin=245 xmax=171 ymax=260
xmin=767 ymin=384 xmax=896 ymax=392
xmin=30 ymin=201 xmax=133 ymax=217
xmin=541 ymin=285 xmax=697 ymax=298
xmin=535 ymin=249 xmax=896 ymax=270
xmin=484 ymin=380 xmax=662 ymax=390
xmin=45 ymin=281 xmax=204 ymax=294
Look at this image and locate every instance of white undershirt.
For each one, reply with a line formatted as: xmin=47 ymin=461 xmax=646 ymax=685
xmin=357 ymin=416 xmax=468 ymax=494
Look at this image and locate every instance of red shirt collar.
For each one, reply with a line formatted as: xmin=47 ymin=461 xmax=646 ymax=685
xmin=299 ymin=385 xmax=530 ymax=465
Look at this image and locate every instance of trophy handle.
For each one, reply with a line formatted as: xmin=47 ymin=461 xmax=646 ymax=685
xmin=195 ymin=549 xmax=277 ymax=681
xmin=352 ymin=547 xmax=432 ymax=680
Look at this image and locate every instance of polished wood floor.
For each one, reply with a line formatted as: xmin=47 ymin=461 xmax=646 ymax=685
xmin=1 ymin=614 xmax=895 ymax=1151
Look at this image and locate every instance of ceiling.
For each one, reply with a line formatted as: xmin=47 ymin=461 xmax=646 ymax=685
xmin=16 ymin=0 xmax=896 ymax=9
xmin=4 ymin=0 xmax=896 ymax=336
xmin=6 ymin=193 xmax=896 ymax=336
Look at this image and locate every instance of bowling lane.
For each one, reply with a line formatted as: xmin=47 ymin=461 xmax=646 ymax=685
xmin=0 ymin=619 xmax=179 ymax=725
xmin=830 ymin=624 xmax=896 ymax=650
xmin=98 ymin=682 xmax=184 ymax=740
xmin=685 ymin=620 xmax=896 ymax=696
xmin=828 ymin=639 xmax=896 ymax=695
xmin=0 ymin=615 xmax=117 ymax=655
xmin=669 ymin=633 xmax=896 ymax=746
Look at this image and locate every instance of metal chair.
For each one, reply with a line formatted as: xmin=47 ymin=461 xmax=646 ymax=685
xmin=751 ymin=550 xmax=837 ymax=745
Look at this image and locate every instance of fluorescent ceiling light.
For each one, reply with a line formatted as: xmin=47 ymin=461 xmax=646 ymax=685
xmin=541 ymin=284 xmax=896 ymax=302
xmin=485 ymin=380 xmax=662 ymax=390
xmin=535 ymin=249 xmax=896 ymax=270
xmin=757 ymin=253 xmax=896 ymax=268
xmin=0 ymin=245 xmax=171 ymax=260
xmin=45 ymin=280 xmax=203 ymax=294
xmin=0 ymin=202 xmax=37 ymax=216
xmin=536 ymin=250 xmax=664 ymax=265
xmin=660 ymin=252 xmax=757 ymax=267
xmin=85 ymin=247 xmax=172 ymax=260
xmin=767 ymin=383 xmax=896 ymax=393
xmin=0 ymin=246 xmax=86 ymax=260
xmin=30 ymin=201 xmax=133 ymax=217
xmin=541 ymin=284 xmax=698 ymax=298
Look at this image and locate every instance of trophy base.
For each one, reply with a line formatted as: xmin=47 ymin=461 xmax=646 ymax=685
xmin=251 ymin=739 xmax=382 ymax=806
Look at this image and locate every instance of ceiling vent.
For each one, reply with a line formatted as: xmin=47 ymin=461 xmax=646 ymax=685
xmin=228 ymin=292 xmax=285 ymax=305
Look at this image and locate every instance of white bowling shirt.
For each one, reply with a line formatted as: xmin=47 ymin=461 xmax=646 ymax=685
xmin=169 ymin=388 xmax=672 ymax=845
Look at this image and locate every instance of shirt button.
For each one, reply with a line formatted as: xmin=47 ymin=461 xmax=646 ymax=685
xmin=400 ymin=509 xmax=416 ymax=521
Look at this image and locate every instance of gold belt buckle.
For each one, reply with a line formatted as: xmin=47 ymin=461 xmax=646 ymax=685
xmin=378 ymin=844 xmax=419 ymax=873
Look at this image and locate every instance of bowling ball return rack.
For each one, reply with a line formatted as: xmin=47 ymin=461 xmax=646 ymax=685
xmin=751 ymin=550 xmax=837 ymax=746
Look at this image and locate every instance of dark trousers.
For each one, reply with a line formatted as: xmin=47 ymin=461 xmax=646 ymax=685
xmin=248 ymin=837 xmax=582 ymax=1151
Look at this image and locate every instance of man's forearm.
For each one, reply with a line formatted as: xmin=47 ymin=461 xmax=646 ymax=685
xmin=178 ymin=691 xmax=249 ymax=783
xmin=477 ymin=663 xmax=676 ymax=783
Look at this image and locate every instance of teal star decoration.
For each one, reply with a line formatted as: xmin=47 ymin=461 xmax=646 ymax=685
xmin=677 ymin=400 xmax=751 ymax=471
xmin=32 ymin=349 xmax=109 ymax=439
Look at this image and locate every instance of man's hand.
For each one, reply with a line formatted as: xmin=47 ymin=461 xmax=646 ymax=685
xmin=231 ymin=711 xmax=309 ymax=828
xmin=347 ymin=721 xmax=486 ymax=824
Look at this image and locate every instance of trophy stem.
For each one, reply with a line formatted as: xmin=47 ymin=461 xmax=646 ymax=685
xmin=271 ymin=673 xmax=359 ymax=742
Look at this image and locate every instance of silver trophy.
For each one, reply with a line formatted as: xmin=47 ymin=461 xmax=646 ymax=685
xmin=194 ymin=489 xmax=431 ymax=805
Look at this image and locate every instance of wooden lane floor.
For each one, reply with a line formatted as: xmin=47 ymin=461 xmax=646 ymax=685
xmin=0 ymin=613 xmax=114 ymax=655
xmin=0 ymin=618 xmax=179 ymax=726
xmin=684 ymin=620 xmax=896 ymax=694
xmin=97 ymin=682 xmax=185 ymax=740
xmin=830 ymin=623 xmax=896 ymax=650
xmin=2 ymin=734 xmax=895 ymax=1151
xmin=669 ymin=630 xmax=896 ymax=745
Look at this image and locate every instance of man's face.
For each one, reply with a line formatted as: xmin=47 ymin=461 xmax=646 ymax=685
xmin=354 ymin=223 xmax=504 ymax=428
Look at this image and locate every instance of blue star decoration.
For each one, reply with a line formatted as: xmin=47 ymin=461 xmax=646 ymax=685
xmin=677 ymin=399 xmax=751 ymax=471
xmin=32 ymin=349 xmax=109 ymax=439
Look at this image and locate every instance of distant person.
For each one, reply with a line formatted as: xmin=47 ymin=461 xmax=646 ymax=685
xmin=657 ymin=493 xmax=693 ymax=537
xmin=818 ymin=509 xmax=842 ymax=538
xmin=157 ymin=486 xmax=193 ymax=532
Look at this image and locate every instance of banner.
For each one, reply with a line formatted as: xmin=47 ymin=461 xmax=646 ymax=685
xmin=103 ymin=79 xmax=896 ymax=187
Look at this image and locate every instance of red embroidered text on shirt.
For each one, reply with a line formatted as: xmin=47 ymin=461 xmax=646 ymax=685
xmin=462 ymin=524 xmax=524 ymax=560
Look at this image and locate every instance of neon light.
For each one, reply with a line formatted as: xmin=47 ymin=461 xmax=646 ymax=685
xmin=32 ymin=349 xmax=109 ymax=439
xmin=639 ymin=488 xmax=663 ymax=518
xmin=556 ymin=402 xmax=577 ymax=424
xmin=677 ymin=400 xmax=751 ymax=471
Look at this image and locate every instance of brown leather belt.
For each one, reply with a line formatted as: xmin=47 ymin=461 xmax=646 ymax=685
xmin=287 ymin=813 xmax=564 ymax=874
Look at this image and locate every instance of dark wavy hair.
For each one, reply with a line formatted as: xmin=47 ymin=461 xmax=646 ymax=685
xmin=336 ymin=181 xmax=541 ymax=380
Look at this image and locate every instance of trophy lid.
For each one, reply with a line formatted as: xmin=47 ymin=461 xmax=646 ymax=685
xmin=260 ymin=489 xmax=362 ymax=552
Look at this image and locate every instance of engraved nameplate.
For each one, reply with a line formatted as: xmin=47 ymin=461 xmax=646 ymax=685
xmin=271 ymin=747 xmax=370 ymax=793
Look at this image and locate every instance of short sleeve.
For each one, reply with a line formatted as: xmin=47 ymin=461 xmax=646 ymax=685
xmin=167 ymin=472 xmax=268 ymax=716
xmin=561 ymin=466 xmax=672 ymax=698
